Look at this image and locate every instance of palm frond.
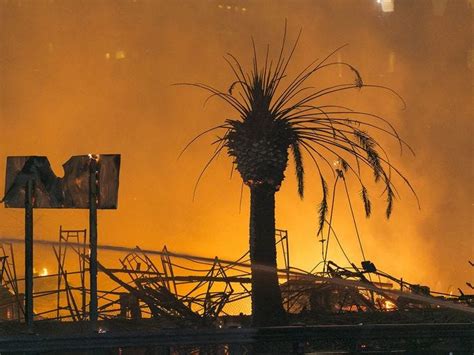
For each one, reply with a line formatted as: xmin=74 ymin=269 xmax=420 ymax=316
xmin=291 ymin=141 xmax=304 ymax=198
xmin=354 ymin=130 xmax=383 ymax=181
xmin=178 ymin=124 xmax=229 ymax=159
xmin=317 ymin=175 xmax=328 ymax=236
xmin=192 ymin=143 xmax=226 ymax=200
xmin=174 ymin=82 xmax=248 ymax=115
xmin=361 ymin=186 xmax=371 ymax=218
xmin=178 ymin=26 xmax=417 ymax=225
xmin=386 ymin=184 xmax=394 ymax=218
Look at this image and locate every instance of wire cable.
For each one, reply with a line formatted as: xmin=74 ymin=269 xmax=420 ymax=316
xmin=341 ymin=175 xmax=366 ymax=261
xmin=323 ymin=176 xmax=340 ymax=272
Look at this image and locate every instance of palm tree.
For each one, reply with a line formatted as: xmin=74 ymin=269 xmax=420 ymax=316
xmin=178 ymin=27 xmax=416 ymax=327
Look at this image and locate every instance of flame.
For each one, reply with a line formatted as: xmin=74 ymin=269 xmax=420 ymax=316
xmin=88 ymin=153 xmax=100 ymax=161
xmin=39 ymin=267 xmax=49 ymax=277
xmin=383 ymin=300 xmax=396 ymax=310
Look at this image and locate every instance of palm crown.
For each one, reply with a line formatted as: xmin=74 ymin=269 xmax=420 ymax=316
xmin=180 ymin=27 xmax=417 ymax=235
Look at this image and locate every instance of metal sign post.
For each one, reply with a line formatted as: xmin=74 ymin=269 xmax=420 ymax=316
xmin=89 ymin=156 xmax=98 ymax=322
xmin=24 ymin=178 xmax=34 ymax=328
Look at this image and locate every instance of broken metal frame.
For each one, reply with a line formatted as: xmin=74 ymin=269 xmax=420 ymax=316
xmin=281 ymin=259 xmax=473 ymax=316
xmin=0 ymin=228 xmax=472 ymax=324
xmin=0 ymin=244 xmax=23 ymax=320
xmin=56 ymin=226 xmax=87 ymax=320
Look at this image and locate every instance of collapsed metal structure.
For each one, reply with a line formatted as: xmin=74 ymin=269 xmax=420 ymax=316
xmin=0 ymin=227 xmax=472 ymax=325
xmin=2 ymin=155 xmax=472 ymax=329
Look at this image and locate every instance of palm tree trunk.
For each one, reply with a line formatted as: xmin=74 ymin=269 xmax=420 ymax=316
xmin=249 ymin=183 xmax=287 ymax=327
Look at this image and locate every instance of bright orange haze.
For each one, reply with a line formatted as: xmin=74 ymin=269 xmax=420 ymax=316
xmin=0 ymin=0 xmax=472 ymax=294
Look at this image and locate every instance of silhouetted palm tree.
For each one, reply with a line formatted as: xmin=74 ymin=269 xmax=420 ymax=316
xmin=179 ymin=27 xmax=416 ymax=327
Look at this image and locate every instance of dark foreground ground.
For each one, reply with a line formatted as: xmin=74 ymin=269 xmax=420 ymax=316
xmin=0 ymin=310 xmax=473 ymax=354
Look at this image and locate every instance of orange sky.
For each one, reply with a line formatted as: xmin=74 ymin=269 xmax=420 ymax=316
xmin=0 ymin=0 xmax=472 ymax=294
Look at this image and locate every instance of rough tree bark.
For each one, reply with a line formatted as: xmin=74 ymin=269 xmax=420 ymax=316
xmin=249 ymin=183 xmax=287 ymax=327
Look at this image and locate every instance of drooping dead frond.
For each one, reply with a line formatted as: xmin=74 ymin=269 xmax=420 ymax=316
xmin=340 ymin=158 xmax=349 ymax=172
xmin=386 ymin=184 xmax=394 ymax=218
xmin=291 ymin=141 xmax=304 ymax=198
xmin=361 ymin=186 xmax=371 ymax=218
xmin=354 ymin=130 xmax=383 ymax=182
xmin=317 ymin=176 xmax=328 ymax=236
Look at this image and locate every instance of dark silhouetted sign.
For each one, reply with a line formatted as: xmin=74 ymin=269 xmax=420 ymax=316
xmin=3 ymin=155 xmax=120 ymax=209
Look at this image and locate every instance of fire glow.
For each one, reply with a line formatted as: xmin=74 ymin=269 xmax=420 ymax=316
xmin=39 ymin=268 xmax=49 ymax=277
xmin=384 ymin=300 xmax=397 ymax=311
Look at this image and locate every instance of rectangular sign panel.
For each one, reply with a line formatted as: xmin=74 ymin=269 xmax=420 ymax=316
xmin=3 ymin=155 xmax=120 ymax=209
